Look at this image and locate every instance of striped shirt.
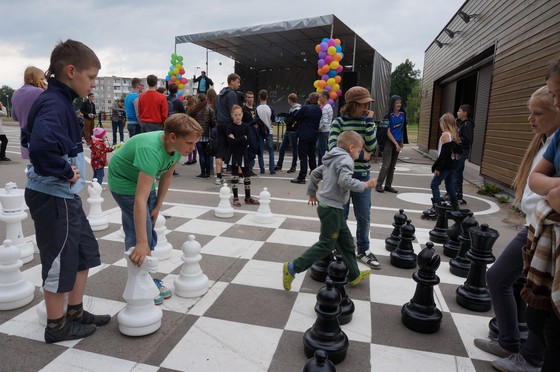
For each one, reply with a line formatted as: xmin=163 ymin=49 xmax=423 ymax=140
xmin=328 ymin=116 xmax=377 ymax=173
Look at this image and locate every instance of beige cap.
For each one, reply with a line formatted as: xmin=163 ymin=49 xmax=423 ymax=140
xmin=344 ymin=87 xmax=374 ymax=103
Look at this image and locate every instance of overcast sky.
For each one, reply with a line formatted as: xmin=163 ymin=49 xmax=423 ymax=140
xmin=0 ymin=0 xmax=465 ymax=91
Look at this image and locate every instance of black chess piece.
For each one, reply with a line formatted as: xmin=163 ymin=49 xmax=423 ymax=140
xmin=302 ymin=349 xmax=337 ymax=372
xmin=429 ymin=203 xmax=452 ymax=244
xmin=443 ymin=209 xmax=471 ymax=258
xmin=385 ymin=209 xmax=407 ymax=252
xmin=488 ymin=276 xmax=529 ymax=343
xmin=303 ymin=279 xmax=349 ymax=364
xmin=449 ymin=212 xmax=478 ymax=277
xmin=327 ymin=255 xmax=354 ymax=325
xmin=390 ymin=219 xmax=417 ymax=269
xmin=310 ymin=252 xmax=335 ymax=283
xmin=456 ymin=224 xmax=498 ymax=312
xmin=401 ymin=242 xmax=442 ymax=334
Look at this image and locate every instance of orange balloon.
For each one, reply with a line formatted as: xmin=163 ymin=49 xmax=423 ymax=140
xmin=335 ymin=38 xmax=341 ymax=46
xmin=330 ymin=91 xmax=338 ymax=100
xmin=318 ymin=80 xmax=327 ymax=88
xmin=322 ymin=65 xmax=331 ymax=74
xmin=334 ymin=75 xmax=342 ymax=84
xmin=315 ymin=44 xmax=321 ymax=54
xmin=171 ymin=75 xmax=177 ymax=82
xmin=333 ymin=53 xmax=342 ymax=62
xmin=317 ymin=68 xmax=323 ymax=76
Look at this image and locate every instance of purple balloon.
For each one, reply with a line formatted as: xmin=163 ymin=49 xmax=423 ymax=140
xmin=322 ymin=74 xmax=329 ymax=81
xmin=318 ymin=51 xmax=327 ymax=59
xmin=324 ymin=85 xmax=332 ymax=92
xmin=329 ymin=99 xmax=335 ymax=106
xmin=320 ymin=42 xmax=328 ymax=52
xmin=318 ymin=59 xmax=326 ymax=67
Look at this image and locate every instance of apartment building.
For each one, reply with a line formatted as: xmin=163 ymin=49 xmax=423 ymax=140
xmin=91 ymin=76 xmax=166 ymax=113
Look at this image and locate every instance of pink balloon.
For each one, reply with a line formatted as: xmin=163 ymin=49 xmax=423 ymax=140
xmin=178 ymin=95 xmax=185 ymax=101
xmin=325 ymin=55 xmax=333 ymax=64
xmin=328 ymin=38 xmax=336 ymax=46
xmin=337 ymin=90 xmax=342 ymax=96
xmin=336 ymin=65 xmax=343 ymax=73
xmin=180 ymin=78 xmax=187 ymax=84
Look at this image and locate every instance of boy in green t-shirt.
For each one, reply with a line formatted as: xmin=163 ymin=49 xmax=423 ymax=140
xmin=108 ymin=114 xmax=202 ymax=304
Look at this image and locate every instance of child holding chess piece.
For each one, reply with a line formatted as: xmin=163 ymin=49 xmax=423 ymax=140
xmin=89 ymin=127 xmax=113 ymax=186
xmin=283 ymin=130 xmax=376 ymax=291
xmin=108 ymin=113 xmax=202 ymax=304
xmin=227 ymin=105 xmax=260 ymax=206
xmin=23 ymin=40 xmax=111 ymax=343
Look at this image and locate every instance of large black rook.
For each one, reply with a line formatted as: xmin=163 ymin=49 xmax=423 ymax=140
xmin=327 ymin=255 xmax=354 ymax=325
xmin=401 ymin=242 xmax=443 ymax=333
xmin=429 ymin=203 xmax=452 ymax=244
xmin=390 ymin=219 xmax=417 ymax=269
xmin=303 ymin=279 xmax=349 ymax=364
xmin=302 ymin=349 xmax=337 ymax=372
xmin=456 ymin=224 xmax=498 ymax=312
xmin=385 ymin=209 xmax=407 ymax=252
xmin=443 ymin=209 xmax=471 ymax=258
xmin=310 ymin=252 xmax=335 ymax=283
xmin=449 ymin=212 xmax=478 ymax=277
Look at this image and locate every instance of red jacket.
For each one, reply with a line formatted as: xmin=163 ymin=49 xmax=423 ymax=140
xmin=138 ymin=90 xmax=168 ymax=125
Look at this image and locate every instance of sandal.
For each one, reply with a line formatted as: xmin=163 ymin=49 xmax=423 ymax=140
xmin=244 ymin=197 xmax=260 ymax=205
xmin=232 ymin=197 xmax=241 ymax=207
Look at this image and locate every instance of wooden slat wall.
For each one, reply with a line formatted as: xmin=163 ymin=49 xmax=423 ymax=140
xmin=419 ymin=0 xmax=560 ymax=187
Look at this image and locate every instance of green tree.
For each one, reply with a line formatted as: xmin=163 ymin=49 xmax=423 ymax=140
xmin=389 ymin=59 xmax=420 ymax=111
xmin=406 ymin=78 xmax=422 ymax=125
xmin=0 ymin=85 xmax=15 ymax=116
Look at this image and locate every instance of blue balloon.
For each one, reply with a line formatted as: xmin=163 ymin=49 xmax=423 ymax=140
xmin=178 ymin=89 xmax=183 ymax=95
xmin=176 ymin=74 xmax=182 ymax=79
xmin=322 ymin=37 xmax=329 ymax=43
xmin=335 ymin=45 xmax=342 ymax=53
xmin=170 ymin=65 xmax=175 ymax=71
xmin=165 ymin=75 xmax=171 ymax=81
xmin=328 ymin=69 xmax=337 ymax=78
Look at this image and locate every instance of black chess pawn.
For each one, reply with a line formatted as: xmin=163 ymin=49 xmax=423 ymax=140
xmin=303 ymin=279 xmax=349 ymax=364
xmin=327 ymin=255 xmax=354 ymax=325
xmin=390 ymin=219 xmax=417 ymax=269
xmin=488 ymin=277 xmax=529 ymax=343
xmin=429 ymin=203 xmax=453 ymax=244
xmin=302 ymin=349 xmax=336 ymax=372
xmin=449 ymin=212 xmax=478 ymax=277
xmin=456 ymin=224 xmax=498 ymax=312
xmin=310 ymin=252 xmax=335 ymax=283
xmin=401 ymin=242 xmax=442 ymax=334
xmin=385 ymin=209 xmax=407 ymax=252
xmin=443 ymin=209 xmax=471 ymax=258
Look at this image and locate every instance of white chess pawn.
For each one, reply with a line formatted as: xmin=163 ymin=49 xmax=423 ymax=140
xmin=0 ymin=182 xmax=34 ymax=263
xmin=215 ymin=182 xmax=234 ymax=218
xmin=87 ymin=179 xmax=109 ymax=231
xmin=152 ymin=214 xmax=173 ymax=260
xmin=253 ymin=187 xmax=274 ymax=224
xmin=0 ymin=239 xmax=35 ymax=310
xmin=174 ymin=235 xmax=209 ymax=298
xmin=118 ymin=248 xmax=162 ymax=336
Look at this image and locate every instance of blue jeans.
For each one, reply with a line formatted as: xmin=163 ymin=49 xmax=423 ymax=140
xmin=112 ymin=120 xmax=124 ymax=144
xmin=196 ymin=141 xmax=213 ymax=176
xmin=93 ymin=168 xmax=105 ymax=185
xmin=316 ymin=131 xmax=329 ymax=166
xmin=431 ymin=169 xmax=457 ymax=205
xmin=111 ymin=190 xmax=157 ymax=251
xmin=454 ymin=148 xmax=469 ymax=198
xmin=277 ymin=131 xmax=298 ymax=169
xmin=128 ymin=123 xmax=140 ymax=138
xmin=343 ymin=171 xmax=372 ymax=255
xmin=258 ymin=133 xmax=275 ymax=172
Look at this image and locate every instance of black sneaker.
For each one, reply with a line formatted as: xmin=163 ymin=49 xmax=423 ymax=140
xmin=375 ymin=185 xmax=384 ymax=193
xmin=274 ymin=165 xmax=281 ymax=171
xmin=69 ymin=310 xmax=111 ymax=326
xmin=357 ymin=251 xmax=381 ymax=269
xmin=45 ymin=319 xmax=96 ymax=343
xmin=290 ymin=178 xmax=306 ymax=184
xmin=287 ymin=167 xmax=296 ymax=173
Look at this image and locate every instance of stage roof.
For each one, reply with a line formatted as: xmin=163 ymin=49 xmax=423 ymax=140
xmin=175 ymin=14 xmax=388 ymax=71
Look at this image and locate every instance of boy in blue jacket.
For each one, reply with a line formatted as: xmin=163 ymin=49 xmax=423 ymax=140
xmin=283 ymin=131 xmax=377 ymax=291
xmin=23 ymin=40 xmax=111 ymax=343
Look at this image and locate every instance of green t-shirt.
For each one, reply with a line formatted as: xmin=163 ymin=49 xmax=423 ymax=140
xmin=108 ymin=131 xmax=181 ymax=195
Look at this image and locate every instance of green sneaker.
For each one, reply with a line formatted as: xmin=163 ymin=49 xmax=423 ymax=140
xmin=153 ymin=293 xmax=164 ymax=305
xmin=154 ymin=278 xmax=172 ymax=299
xmin=283 ymin=262 xmax=295 ymax=291
xmin=349 ymin=270 xmax=371 ymax=286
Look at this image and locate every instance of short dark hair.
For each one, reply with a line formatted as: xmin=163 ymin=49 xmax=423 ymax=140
xmin=546 ymin=58 xmax=560 ymax=80
xmin=244 ymin=91 xmax=254 ymax=98
xmin=168 ymin=82 xmax=178 ymax=94
xmin=227 ymin=73 xmax=240 ymax=84
xmin=288 ymin=93 xmax=298 ymax=103
xmin=146 ymin=74 xmax=158 ymax=87
xmin=131 ymin=77 xmax=142 ymax=88
xmin=45 ymin=39 xmax=101 ymax=78
xmin=459 ymin=104 xmax=473 ymax=119
xmin=259 ymin=90 xmax=268 ymax=101
xmin=320 ymin=90 xmax=330 ymax=100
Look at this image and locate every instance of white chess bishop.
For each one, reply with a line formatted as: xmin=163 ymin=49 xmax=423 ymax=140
xmin=86 ymin=179 xmax=109 ymax=231
xmin=118 ymin=248 xmax=163 ymax=336
xmin=0 ymin=239 xmax=35 ymax=310
xmin=253 ymin=187 xmax=274 ymax=224
xmin=215 ymin=182 xmax=234 ymax=218
xmin=174 ymin=235 xmax=209 ymax=298
xmin=0 ymin=182 xmax=34 ymax=263
xmin=152 ymin=214 xmax=173 ymax=260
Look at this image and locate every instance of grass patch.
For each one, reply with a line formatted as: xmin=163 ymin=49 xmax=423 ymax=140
xmin=477 ymin=183 xmax=503 ymax=196
xmin=496 ymin=195 xmax=510 ymax=204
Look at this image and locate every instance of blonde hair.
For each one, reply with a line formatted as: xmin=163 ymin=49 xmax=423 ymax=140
xmin=337 ymin=130 xmax=364 ymax=150
xmin=512 ymin=86 xmax=558 ymax=203
xmin=439 ymin=113 xmax=460 ymax=144
xmin=23 ymin=66 xmax=45 ymax=86
xmin=163 ymin=113 xmax=202 ymax=138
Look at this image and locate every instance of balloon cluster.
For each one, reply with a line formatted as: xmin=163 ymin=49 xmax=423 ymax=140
xmin=313 ymin=38 xmax=344 ymax=106
xmin=166 ymin=53 xmax=188 ymax=101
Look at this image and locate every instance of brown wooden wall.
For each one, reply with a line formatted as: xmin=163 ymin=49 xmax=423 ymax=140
xmin=419 ymin=0 xmax=560 ymax=187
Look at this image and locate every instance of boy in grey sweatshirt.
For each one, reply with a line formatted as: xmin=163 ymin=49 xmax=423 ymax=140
xmin=283 ymin=131 xmax=377 ymax=291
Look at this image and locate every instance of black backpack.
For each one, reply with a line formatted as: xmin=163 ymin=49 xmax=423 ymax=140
xmin=167 ymin=96 xmax=178 ymax=117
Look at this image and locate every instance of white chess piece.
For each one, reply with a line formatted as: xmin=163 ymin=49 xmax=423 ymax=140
xmin=0 ymin=182 xmax=34 ymax=263
xmin=214 ymin=182 xmax=234 ymax=218
xmin=0 ymin=239 xmax=35 ymax=310
xmin=253 ymin=187 xmax=274 ymax=224
xmin=174 ymin=235 xmax=209 ymax=298
xmin=118 ymin=248 xmax=163 ymax=336
xmin=87 ymin=179 xmax=109 ymax=231
xmin=36 ymin=289 xmax=68 ymax=327
xmin=152 ymin=214 xmax=173 ymax=260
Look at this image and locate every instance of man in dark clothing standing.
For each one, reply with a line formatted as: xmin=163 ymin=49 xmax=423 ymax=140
xmin=193 ymin=71 xmax=214 ymax=95
xmin=291 ymin=93 xmax=322 ymax=184
xmin=80 ymin=92 xmax=96 ymax=142
xmin=455 ymin=104 xmax=475 ymax=203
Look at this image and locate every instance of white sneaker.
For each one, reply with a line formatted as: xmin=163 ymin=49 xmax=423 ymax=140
xmin=492 ymin=353 xmax=541 ymax=372
xmin=215 ymin=178 xmax=224 ymax=185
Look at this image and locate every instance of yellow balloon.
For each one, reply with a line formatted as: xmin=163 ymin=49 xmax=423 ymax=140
xmin=176 ymin=63 xmax=181 ymax=68
xmin=178 ymin=83 xmax=184 ymax=89
xmin=327 ymin=78 xmax=335 ymax=86
xmin=327 ymin=46 xmax=336 ymax=55
xmin=313 ymin=80 xmax=319 ymax=88
xmin=332 ymin=84 xmax=340 ymax=92
xmin=173 ymin=68 xmax=179 ymax=74
xmin=316 ymin=87 xmax=323 ymax=93
xmin=329 ymin=61 xmax=339 ymax=70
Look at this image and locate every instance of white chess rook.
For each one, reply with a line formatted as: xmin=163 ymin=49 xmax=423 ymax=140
xmin=0 ymin=239 xmax=35 ymax=310
xmin=118 ymin=248 xmax=163 ymax=336
xmin=152 ymin=214 xmax=173 ymax=260
xmin=0 ymin=182 xmax=34 ymax=263
xmin=215 ymin=182 xmax=234 ymax=218
xmin=174 ymin=235 xmax=209 ymax=298
xmin=253 ymin=187 xmax=274 ymax=224
xmin=86 ymin=179 xmax=109 ymax=231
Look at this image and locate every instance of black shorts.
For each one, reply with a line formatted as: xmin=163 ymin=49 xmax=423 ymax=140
xmin=25 ymin=189 xmax=101 ymax=293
